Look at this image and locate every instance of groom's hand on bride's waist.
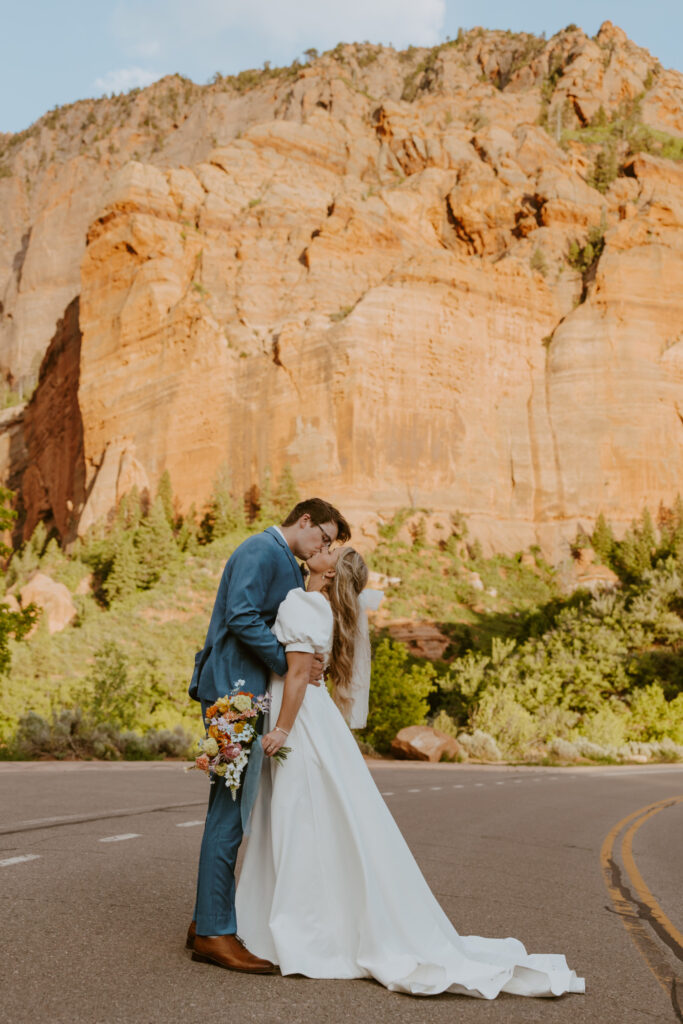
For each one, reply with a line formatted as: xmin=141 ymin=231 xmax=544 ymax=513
xmin=308 ymin=654 xmax=324 ymax=686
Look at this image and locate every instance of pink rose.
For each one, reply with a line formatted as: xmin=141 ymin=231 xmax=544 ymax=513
xmin=225 ymin=743 xmax=242 ymax=759
xmin=195 ymin=754 xmax=210 ymax=771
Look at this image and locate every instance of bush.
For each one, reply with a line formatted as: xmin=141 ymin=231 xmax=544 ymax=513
xmin=456 ymin=730 xmax=502 ymax=761
xmin=548 ymin=737 xmax=581 ymax=761
xmin=530 ymin=247 xmax=548 ymax=276
xmin=11 ymin=708 xmax=194 ymax=760
xmin=471 ymin=688 xmax=536 ymax=757
xmin=358 ymin=638 xmax=436 ymax=752
xmin=629 ymin=683 xmax=683 ymax=743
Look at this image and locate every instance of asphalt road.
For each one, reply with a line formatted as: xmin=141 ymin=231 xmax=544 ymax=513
xmin=1 ymin=760 xmax=682 ymax=1024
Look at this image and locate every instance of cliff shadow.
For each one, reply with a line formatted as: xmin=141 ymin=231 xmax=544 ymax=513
xmin=17 ymin=296 xmax=86 ymax=546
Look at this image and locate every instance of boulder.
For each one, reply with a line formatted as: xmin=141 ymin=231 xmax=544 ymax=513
xmin=388 ymin=621 xmax=450 ymax=660
xmin=20 ymin=572 xmax=77 ymax=633
xmin=391 ymin=725 xmax=462 ymax=763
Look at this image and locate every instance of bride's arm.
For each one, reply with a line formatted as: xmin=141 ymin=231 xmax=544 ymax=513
xmin=261 ymin=651 xmax=313 ymax=756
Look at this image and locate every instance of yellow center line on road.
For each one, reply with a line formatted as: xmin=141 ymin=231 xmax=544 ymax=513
xmin=600 ymin=795 xmax=683 ymax=1015
xmin=621 ymin=803 xmax=683 ymax=954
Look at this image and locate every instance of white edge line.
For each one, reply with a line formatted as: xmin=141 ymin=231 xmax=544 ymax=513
xmin=99 ymin=833 xmax=141 ymax=843
xmin=175 ymin=820 xmax=204 ymax=828
xmin=0 ymin=854 xmax=41 ymax=867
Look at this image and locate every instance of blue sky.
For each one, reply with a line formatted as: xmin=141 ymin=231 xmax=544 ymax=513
xmin=2 ymin=0 xmax=681 ymax=134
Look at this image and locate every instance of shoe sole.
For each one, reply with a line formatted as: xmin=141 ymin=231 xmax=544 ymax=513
xmin=191 ymin=951 xmax=277 ymax=973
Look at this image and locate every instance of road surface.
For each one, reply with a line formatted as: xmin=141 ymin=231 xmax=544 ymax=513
xmin=1 ymin=760 xmax=681 ymax=1023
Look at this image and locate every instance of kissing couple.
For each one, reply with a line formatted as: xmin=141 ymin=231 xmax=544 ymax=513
xmin=187 ymin=497 xmax=585 ymax=999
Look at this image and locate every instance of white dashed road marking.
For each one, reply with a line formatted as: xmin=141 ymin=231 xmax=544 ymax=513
xmin=408 ymin=788 xmax=421 ymax=793
xmin=453 ymin=784 xmax=464 ymax=788
xmin=0 ymin=854 xmax=41 ymax=867
xmin=381 ymin=791 xmax=394 ymax=796
xmin=99 ymin=833 xmax=141 ymax=843
xmin=175 ymin=820 xmax=204 ymax=828
xmin=430 ymin=786 xmax=443 ymax=791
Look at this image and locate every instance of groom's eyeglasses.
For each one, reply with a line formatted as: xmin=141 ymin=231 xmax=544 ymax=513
xmin=315 ymin=524 xmax=332 ymax=548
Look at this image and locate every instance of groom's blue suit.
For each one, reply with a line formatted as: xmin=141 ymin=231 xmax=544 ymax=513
xmin=189 ymin=527 xmax=305 ymax=936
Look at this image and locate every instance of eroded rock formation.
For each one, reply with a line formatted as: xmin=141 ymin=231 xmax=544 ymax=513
xmin=1 ymin=24 xmax=683 ymax=554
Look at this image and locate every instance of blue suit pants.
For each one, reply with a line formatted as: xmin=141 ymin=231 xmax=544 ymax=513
xmin=193 ymin=701 xmax=244 ymax=936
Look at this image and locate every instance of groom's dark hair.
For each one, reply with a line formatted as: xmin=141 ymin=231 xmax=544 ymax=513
xmin=281 ymin=498 xmax=351 ymax=543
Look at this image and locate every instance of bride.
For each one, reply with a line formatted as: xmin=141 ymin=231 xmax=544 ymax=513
xmin=235 ymin=546 xmax=585 ymax=999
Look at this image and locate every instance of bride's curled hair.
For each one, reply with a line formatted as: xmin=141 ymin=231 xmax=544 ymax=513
xmin=327 ymin=548 xmax=369 ymax=720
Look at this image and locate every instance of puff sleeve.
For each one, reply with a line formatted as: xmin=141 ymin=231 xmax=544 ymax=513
xmin=273 ymin=588 xmax=334 ymax=655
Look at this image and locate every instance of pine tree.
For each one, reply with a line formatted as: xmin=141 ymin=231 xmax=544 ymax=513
xmin=116 ymin=486 xmax=143 ymax=531
xmin=200 ymin=465 xmax=245 ymax=541
xmin=591 ymin=513 xmax=615 ymax=564
xmin=273 ymin=465 xmax=300 ymax=520
xmin=103 ymin=533 xmax=142 ymax=604
xmin=640 ymin=507 xmax=656 ymax=556
xmin=254 ymin=467 xmax=278 ymax=527
xmin=135 ymin=496 xmax=178 ymax=588
xmin=176 ymin=503 xmax=200 ymax=552
xmin=156 ymin=470 xmax=174 ymax=528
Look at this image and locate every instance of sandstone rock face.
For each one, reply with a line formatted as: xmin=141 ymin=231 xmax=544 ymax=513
xmin=19 ymin=572 xmax=77 ymax=633
xmin=391 ymin=725 xmax=462 ymax=762
xmin=1 ymin=27 xmax=683 ymax=555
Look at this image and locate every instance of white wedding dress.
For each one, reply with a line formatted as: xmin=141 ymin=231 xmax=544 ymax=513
xmin=235 ymin=589 xmax=585 ymax=999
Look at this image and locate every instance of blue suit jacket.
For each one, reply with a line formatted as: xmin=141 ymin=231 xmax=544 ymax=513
xmin=189 ymin=527 xmax=305 ymax=828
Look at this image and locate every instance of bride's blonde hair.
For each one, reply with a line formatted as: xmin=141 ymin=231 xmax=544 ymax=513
xmin=327 ymin=548 xmax=369 ymax=719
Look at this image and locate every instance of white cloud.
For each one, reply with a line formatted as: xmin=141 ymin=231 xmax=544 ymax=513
xmin=93 ymin=67 xmax=161 ymax=94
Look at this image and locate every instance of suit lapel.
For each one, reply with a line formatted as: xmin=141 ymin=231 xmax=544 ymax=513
xmin=264 ymin=527 xmax=305 ymax=585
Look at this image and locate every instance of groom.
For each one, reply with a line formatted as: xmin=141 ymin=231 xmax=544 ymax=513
xmin=187 ymin=497 xmax=351 ymax=972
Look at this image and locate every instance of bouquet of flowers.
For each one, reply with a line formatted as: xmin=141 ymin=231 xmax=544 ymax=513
xmin=189 ymin=685 xmax=290 ymax=798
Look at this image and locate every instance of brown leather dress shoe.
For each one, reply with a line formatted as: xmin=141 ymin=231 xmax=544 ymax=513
xmin=186 ymin=920 xmax=196 ymax=950
xmin=192 ymin=933 xmax=277 ymax=973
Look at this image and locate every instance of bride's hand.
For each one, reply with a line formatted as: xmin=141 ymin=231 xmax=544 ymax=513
xmin=262 ymin=727 xmax=288 ymax=757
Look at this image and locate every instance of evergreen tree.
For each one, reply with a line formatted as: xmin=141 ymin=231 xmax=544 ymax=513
xmin=135 ymin=496 xmax=178 ymax=588
xmin=176 ymin=503 xmax=200 ymax=552
xmin=589 ymin=141 xmax=618 ymax=194
xmin=273 ymin=465 xmax=300 ymax=520
xmin=115 ymin=486 xmax=143 ymax=531
xmin=200 ymin=464 xmax=245 ymax=541
xmin=103 ymin=533 xmax=142 ymax=604
xmin=591 ymin=512 xmax=615 ymax=564
xmin=0 ymin=487 xmax=37 ymax=673
xmin=640 ymin=507 xmax=656 ymax=555
xmin=254 ymin=467 xmax=278 ymax=527
xmin=156 ymin=470 xmax=174 ymax=528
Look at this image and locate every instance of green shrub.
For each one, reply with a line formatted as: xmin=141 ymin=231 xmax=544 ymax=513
xmin=457 ymin=729 xmax=502 ymax=761
xmin=629 ymin=683 xmax=683 ymax=743
xmin=589 ymin=141 xmax=618 ymax=193
xmin=74 ymin=641 xmax=139 ymax=730
xmin=530 ymin=247 xmax=548 ymax=276
xmin=470 ymin=688 xmax=536 ymax=756
xmin=11 ymin=708 xmax=194 ymax=760
xmin=358 ymin=638 xmax=436 ymax=752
